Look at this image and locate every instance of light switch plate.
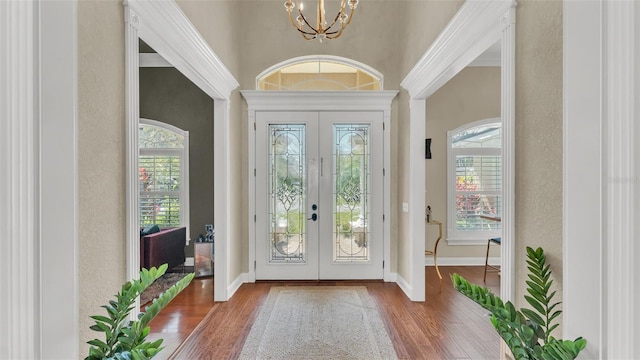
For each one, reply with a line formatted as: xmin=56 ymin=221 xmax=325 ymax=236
xmin=402 ymin=202 xmax=409 ymax=212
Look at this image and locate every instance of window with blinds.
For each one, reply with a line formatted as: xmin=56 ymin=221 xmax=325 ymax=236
xmin=139 ymin=120 xmax=189 ymax=231
xmin=447 ymin=119 xmax=501 ymax=244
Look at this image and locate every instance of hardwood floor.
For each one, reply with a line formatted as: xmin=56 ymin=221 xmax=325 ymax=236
xmin=147 ymin=266 xmax=501 ymax=359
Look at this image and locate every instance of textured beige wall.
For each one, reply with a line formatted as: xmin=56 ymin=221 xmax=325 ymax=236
xmin=425 ymin=66 xmax=501 ymax=258
xmin=395 ymin=0 xmax=464 ymax=281
xmin=77 ymin=0 xmax=126 ymax=355
xmin=514 ymin=0 xmax=563 ymax=310
xmin=176 ymin=0 xmax=245 ymax=280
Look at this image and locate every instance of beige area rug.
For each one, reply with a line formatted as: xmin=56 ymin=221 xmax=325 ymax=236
xmin=239 ymin=286 xmax=398 ymax=360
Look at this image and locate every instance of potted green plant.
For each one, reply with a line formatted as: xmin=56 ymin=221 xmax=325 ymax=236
xmin=451 ymin=247 xmax=586 ymax=359
xmin=85 ymin=264 xmax=195 ymax=360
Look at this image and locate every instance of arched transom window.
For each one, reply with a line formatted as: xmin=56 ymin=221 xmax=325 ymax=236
xmin=257 ymin=55 xmax=383 ymax=91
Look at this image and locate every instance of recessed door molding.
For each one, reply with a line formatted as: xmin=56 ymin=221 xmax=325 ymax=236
xmin=242 ymin=90 xmax=398 ymax=283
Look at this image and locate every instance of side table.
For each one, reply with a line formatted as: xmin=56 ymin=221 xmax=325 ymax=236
xmin=194 ymin=241 xmax=214 ymax=277
xmin=425 ymin=220 xmax=443 ymax=292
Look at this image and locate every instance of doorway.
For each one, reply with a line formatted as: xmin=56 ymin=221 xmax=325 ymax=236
xmin=255 ymin=111 xmax=384 ymax=280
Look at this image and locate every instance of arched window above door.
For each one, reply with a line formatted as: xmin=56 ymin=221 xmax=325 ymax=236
xmin=256 ymin=55 xmax=383 ymax=91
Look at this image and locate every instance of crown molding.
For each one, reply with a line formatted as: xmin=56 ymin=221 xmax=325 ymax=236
xmin=401 ymin=0 xmax=516 ymax=99
xmin=241 ymin=90 xmax=398 ymax=111
xmin=124 ymin=0 xmax=238 ymax=100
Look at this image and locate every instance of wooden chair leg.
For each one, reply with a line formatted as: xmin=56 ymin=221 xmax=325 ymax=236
xmin=483 ymin=238 xmax=491 ymax=282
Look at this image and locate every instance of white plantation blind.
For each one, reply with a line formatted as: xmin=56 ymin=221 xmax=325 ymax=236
xmin=139 ymin=153 xmax=182 ymax=228
xmin=139 ymin=119 xmax=189 ymax=231
xmin=447 ymin=119 xmax=501 ymax=244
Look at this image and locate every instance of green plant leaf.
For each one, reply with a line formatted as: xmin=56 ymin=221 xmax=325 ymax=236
xmin=524 ymin=295 xmax=546 ymax=314
xmin=452 ymin=248 xmax=586 ymax=360
xmin=521 ymin=308 xmax=544 ymax=326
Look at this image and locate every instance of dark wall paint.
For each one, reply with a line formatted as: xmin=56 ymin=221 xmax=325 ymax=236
xmin=140 ymin=67 xmax=214 ymax=260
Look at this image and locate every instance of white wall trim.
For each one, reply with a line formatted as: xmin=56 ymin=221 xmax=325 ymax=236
xmin=0 ymin=0 xmax=79 ymax=357
xmin=124 ymin=0 xmax=239 ymax=304
xmin=255 ymin=55 xmax=384 ymax=90
xmin=408 ymin=99 xmax=426 ymax=301
xmin=124 ymin=6 xmax=142 ymax=310
xmin=500 ymin=6 xmax=516 ymax=306
xmin=242 ymin=90 xmax=397 ymax=284
xmin=603 ymin=0 xmax=637 ymax=357
xmin=564 ymin=0 xmax=639 ymax=356
xmin=425 ymin=256 xmax=500 ymax=266
xmin=400 ymin=0 xmax=516 ymax=99
xmin=401 ymin=0 xmax=516 ymax=304
xmin=39 ymin=0 xmax=79 ymax=357
xmin=241 ymin=91 xmax=398 ymax=111
xmin=213 ymin=99 xmax=231 ymax=301
xmin=395 ymin=273 xmax=412 ymax=299
xmin=0 ymin=2 xmax=39 ymax=357
xmin=139 ymin=53 xmax=173 ymax=68
xmin=227 ymin=272 xmax=249 ymax=300
xmin=124 ymin=0 xmax=238 ymax=99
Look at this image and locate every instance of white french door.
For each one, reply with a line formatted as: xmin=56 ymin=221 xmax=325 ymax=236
xmin=255 ymin=111 xmax=384 ymax=280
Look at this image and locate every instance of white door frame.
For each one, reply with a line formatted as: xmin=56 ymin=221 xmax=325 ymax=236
xmin=124 ymin=0 xmax=239 ymax=302
xmin=242 ymin=91 xmax=398 ymax=283
xmin=400 ymin=0 xmax=517 ymax=302
xmin=1 ymin=0 xmax=79 ymax=357
xmin=563 ymin=0 xmax=639 ymax=357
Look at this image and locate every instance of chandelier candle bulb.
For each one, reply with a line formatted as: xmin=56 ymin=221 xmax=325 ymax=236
xmin=284 ymin=0 xmax=358 ymax=41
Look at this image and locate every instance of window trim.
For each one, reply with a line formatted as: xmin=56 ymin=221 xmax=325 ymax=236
xmin=255 ymin=55 xmax=384 ymax=91
xmin=446 ymin=118 xmax=501 ymax=245
xmin=139 ymin=118 xmax=190 ymax=242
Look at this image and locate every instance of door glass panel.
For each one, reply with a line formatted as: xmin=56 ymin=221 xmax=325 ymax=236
xmin=333 ymin=124 xmax=370 ymax=262
xmin=269 ymin=124 xmax=306 ymax=263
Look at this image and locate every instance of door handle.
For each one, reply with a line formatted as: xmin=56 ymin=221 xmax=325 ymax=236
xmin=307 ymin=213 xmax=318 ymax=221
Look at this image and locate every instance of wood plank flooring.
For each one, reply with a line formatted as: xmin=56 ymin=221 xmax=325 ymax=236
xmin=146 ymin=266 xmax=501 ymax=359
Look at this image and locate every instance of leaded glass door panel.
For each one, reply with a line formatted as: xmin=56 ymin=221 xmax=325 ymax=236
xmin=318 ymin=112 xmax=383 ymax=280
xmin=255 ymin=112 xmax=319 ymax=280
xmin=255 ymin=111 xmax=383 ymax=280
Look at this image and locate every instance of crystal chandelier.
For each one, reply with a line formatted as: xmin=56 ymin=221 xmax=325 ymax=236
xmin=284 ymin=0 xmax=359 ymax=42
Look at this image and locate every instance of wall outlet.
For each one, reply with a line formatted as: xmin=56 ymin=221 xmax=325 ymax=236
xmin=402 ymin=202 xmax=409 ymax=213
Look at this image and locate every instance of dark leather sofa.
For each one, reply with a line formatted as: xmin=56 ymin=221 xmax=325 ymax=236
xmin=140 ymin=227 xmax=186 ymax=270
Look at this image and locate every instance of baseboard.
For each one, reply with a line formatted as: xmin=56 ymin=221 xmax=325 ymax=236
xmin=385 ymin=271 xmax=397 ymax=283
xmin=425 ymin=256 xmax=500 ymax=266
xmin=395 ymin=273 xmax=412 ymax=299
xmin=184 ymin=257 xmax=195 ymax=266
xmin=227 ymin=272 xmax=248 ymax=299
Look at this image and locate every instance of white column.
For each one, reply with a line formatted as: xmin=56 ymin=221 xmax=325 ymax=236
xmin=564 ymin=0 xmax=639 ymax=357
xmin=0 ymin=1 xmax=39 ymax=358
xmin=124 ymin=6 xmax=141 ymax=288
xmin=500 ymin=6 xmax=516 ymax=303
xmin=247 ymin=107 xmax=257 ymax=283
xmin=604 ymin=0 xmax=638 ymax=357
xmin=409 ymin=99 xmax=426 ymax=301
xmin=383 ymin=108 xmax=392 ymax=282
xmin=214 ymin=99 xmax=230 ymax=301
xmin=39 ymin=0 xmax=79 ymax=357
